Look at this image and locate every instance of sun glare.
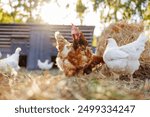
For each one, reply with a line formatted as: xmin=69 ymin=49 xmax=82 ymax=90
xmin=40 ymin=1 xmax=102 ymax=35
xmin=40 ymin=2 xmax=79 ymax=25
xmin=40 ymin=4 xmax=61 ymax=24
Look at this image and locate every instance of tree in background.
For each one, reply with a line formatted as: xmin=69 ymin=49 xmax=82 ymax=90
xmin=0 ymin=0 xmax=49 ymax=23
xmin=22 ymin=0 xmax=49 ymax=23
xmin=76 ymin=0 xmax=87 ymax=25
xmin=0 ymin=8 xmax=13 ymax=23
xmin=65 ymin=0 xmax=150 ymax=24
xmin=0 ymin=0 xmax=149 ymax=24
xmin=90 ymin=0 xmax=149 ymax=23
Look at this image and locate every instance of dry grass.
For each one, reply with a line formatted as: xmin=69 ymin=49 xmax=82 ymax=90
xmin=0 ymin=65 xmax=149 ymax=100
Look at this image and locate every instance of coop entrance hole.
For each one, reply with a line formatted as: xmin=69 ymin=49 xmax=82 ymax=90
xmin=51 ymin=56 xmax=57 ymax=68
xmin=19 ymin=55 xmax=27 ymax=67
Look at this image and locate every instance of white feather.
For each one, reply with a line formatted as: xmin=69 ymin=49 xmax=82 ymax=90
xmin=55 ymin=31 xmax=72 ymax=72
xmin=37 ymin=59 xmax=53 ymax=70
xmin=103 ymin=33 xmax=148 ymax=75
xmin=0 ymin=47 xmax=21 ymax=71
xmin=56 ymin=57 xmax=64 ymax=71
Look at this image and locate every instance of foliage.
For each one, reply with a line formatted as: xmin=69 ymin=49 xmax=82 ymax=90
xmin=90 ymin=0 xmax=149 ymax=22
xmin=76 ymin=0 xmax=87 ymax=24
xmin=0 ymin=0 xmax=149 ymax=24
xmin=21 ymin=0 xmax=49 ymax=23
xmin=0 ymin=8 xmax=14 ymax=23
xmin=0 ymin=0 xmax=49 ymax=23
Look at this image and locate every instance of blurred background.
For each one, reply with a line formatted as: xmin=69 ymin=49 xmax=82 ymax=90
xmin=0 ymin=0 xmax=150 ymax=47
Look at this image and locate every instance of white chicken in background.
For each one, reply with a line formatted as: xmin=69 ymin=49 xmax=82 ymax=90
xmin=37 ymin=59 xmax=53 ymax=70
xmin=103 ymin=33 xmax=148 ymax=81
xmin=0 ymin=52 xmax=2 ymax=58
xmin=7 ymin=54 xmax=10 ymax=58
xmin=0 ymin=47 xmax=21 ymax=71
xmin=0 ymin=47 xmax=21 ymax=76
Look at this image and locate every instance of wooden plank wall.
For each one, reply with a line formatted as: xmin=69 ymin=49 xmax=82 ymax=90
xmin=0 ymin=24 xmax=94 ymax=51
xmin=0 ymin=24 xmax=30 ymax=56
xmin=0 ymin=23 xmax=95 ymax=59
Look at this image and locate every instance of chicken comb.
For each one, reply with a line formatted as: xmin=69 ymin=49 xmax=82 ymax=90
xmin=71 ymin=24 xmax=80 ymax=35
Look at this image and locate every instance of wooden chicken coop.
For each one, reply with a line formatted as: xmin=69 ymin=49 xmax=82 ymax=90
xmin=0 ymin=24 xmax=95 ymax=69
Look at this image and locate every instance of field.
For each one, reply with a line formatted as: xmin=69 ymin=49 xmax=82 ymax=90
xmin=0 ymin=62 xmax=150 ymax=100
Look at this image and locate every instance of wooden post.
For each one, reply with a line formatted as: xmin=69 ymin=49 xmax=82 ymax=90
xmin=27 ymin=26 xmax=52 ymax=70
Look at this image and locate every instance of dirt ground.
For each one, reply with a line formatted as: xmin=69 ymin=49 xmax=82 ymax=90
xmin=0 ymin=63 xmax=150 ymax=100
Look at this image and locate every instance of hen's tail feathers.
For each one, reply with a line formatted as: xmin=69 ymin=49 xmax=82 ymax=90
xmin=83 ymin=55 xmax=104 ymax=74
xmin=44 ymin=59 xmax=49 ymax=64
xmin=15 ymin=47 xmax=21 ymax=53
xmin=37 ymin=59 xmax=41 ymax=64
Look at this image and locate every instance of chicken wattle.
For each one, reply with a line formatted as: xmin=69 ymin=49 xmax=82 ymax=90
xmin=71 ymin=24 xmax=88 ymax=50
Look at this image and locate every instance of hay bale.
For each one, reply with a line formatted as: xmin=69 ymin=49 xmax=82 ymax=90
xmin=133 ymin=62 xmax=150 ymax=80
xmin=96 ymin=21 xmax=150 ymax=62
xmin=141 ymin=40 xmax=150 ymax=62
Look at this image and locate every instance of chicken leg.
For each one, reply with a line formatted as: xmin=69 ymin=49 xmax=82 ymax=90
xmin=128 ymin=74 xmax=134 ymax=83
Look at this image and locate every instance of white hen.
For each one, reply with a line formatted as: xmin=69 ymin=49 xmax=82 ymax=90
xmin=37 ymin=59 xmax=53 ymax=70
xmin=103 ymin=38 xmax=129 ymax=72
xmin=0 ymin=52 xmax=2 ymax=58
xmin=103 ymin=33 xmax=148 ymax=81
xmin=0 ymin=47 xmax=21 ymax=71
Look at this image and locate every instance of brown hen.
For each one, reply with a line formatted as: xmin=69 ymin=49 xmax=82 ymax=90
xmin=55 ymin=25 xmax=104 ymax=77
